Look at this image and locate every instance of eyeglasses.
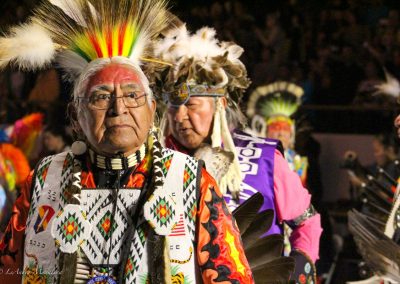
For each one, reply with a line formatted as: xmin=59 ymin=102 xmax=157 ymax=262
xmin=77 ymin=93 xmax=147 ymax=110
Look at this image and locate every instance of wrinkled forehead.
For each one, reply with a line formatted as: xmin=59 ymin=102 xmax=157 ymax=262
xmin=87 ymin=64 xmax=145 ymax=91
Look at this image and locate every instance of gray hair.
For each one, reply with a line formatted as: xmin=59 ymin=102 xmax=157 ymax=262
xmin=225 ymin=103 xmax=247 ymax=129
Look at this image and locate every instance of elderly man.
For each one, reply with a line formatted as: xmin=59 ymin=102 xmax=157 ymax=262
xmin=0 ymin=1 xmax=253 ymax=283
xmin=155 ymin=26 xmax=322 ymax=283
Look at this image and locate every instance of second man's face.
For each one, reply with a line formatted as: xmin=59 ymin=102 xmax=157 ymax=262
xmin=167 ymin=97 xmax=215 ymax=150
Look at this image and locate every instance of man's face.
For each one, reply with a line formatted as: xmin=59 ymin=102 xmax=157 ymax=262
xmin=76 ymin=64 xmax=155 ymax=156
xmin=266 ymin=120 xmax=293 ymax=150
xmin=167 ymin=96 xmax=215 ymax=150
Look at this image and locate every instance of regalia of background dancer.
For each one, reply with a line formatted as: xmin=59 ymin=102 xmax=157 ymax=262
xmin=246 ymin=82 xmax=310 ymax=257
xmin=0 ymin=129 xmax=30 ymax=235
xmin=247 ymin=82 xmax=308 ymax=185
xmin=347 ymin=70 xmax=400 ymax=283
xmin=154 ymin=24 xmax=322 ymax=282
xmin=0 ymin=0 xmax=255 ymax=283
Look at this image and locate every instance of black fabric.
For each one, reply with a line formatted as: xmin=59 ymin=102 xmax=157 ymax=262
xmin=93 ymin=168 xmax=134 ymax=189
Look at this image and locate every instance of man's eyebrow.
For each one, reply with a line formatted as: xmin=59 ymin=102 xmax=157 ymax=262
xmin=89 ymin=85 xmax=113 ymax=93
xmin=120 ymin=83 xmax=143 ymax=90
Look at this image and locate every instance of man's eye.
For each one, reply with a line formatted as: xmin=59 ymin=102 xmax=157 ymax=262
xmin=92 ymin=94 xmax=111 ymax=101
xmin=126 ymin=92 xmax=138 ymax=99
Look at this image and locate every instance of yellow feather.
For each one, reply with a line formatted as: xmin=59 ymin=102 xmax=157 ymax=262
xmin=112 ymin=26 xmax=119 ymax=57
xmin=97 ymin=29 xmax=108 ymax=58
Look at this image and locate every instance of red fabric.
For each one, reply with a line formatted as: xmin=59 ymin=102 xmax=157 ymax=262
xmin=165 ymin=135 xmax=188 ymax=154
xmin=197 ymin=169 xmax=254 ymax=283
xmin=0 ymin=172 xmax=32 ymax=282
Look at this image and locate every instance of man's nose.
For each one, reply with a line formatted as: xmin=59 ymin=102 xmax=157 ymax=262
xmin=110 ymin=87 xmax=127 ymax=115
xmin=174 ymin=105 xmax=188 ymax=122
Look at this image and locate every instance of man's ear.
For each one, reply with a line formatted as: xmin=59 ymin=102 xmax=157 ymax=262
xmin=149 ymin=99 xmax=157 ymax=122
xmin=150 ymin=98 xmax=157 ymax=114
xmin=220 ymin=97 xmax=228 ymax=108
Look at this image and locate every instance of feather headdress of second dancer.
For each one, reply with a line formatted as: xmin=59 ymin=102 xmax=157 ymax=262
xmin=154 ymin=25 xmax=250 ymax=195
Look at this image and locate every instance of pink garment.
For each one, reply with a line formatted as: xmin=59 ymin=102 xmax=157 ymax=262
xmin=273 ymin=149 xmax=323 ymax=262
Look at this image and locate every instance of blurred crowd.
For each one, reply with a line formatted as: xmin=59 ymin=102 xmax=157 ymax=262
xmin=175 ymin=0 xmax=400 ymax=107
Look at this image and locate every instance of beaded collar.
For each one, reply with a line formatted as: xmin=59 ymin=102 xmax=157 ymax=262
xmin=88 ymin=144 xmax=147 ymax=170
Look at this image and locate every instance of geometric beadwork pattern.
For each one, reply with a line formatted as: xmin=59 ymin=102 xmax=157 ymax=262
xmin=144 ymin=187 xmax=179 ymax=236
xmin=97 ymin=210 xmax=117 ymax=241
xmin=182 ymin=156 xmax=198 ymax=242
xmin=36 ymin=158 xmax=52 ymax=188
xmin=124 ymin=256 xmax=137 ymax=279
xmin=125 ymin=150 xmax=199 ymax=283
xmin=59 ymin=152 xmax=73 ymax=211
xmin=60 ymin=214 xmax=82 ymax=242
xmin=51 ymin=204 xmax=91 ymax=253
xmin=26 ymin=156 xmax=54 ymax=229
xmin=161 ymin=152 xmax=174 ymax=177
xmin=183 ymin=164 xmax=195 ymax=188
xmin=56 ymin=152 xmax=74 ymax=276
xmin=150 ymin=196 xmax=175 ymax=227
xmin=124 ymin=221 xmax=147 ymax=284
xmin=80 ymin=189 xmax=141 ymax=266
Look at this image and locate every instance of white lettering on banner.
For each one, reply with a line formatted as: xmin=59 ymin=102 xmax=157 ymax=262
xmin=236 ymin=146 xmax=261 ymax=176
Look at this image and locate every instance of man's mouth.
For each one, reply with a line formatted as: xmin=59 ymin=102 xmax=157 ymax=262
xmin=108 ymin=124 xmax=132 ymax=129
xmin=179 ymin=127 xmax=192 ymax=134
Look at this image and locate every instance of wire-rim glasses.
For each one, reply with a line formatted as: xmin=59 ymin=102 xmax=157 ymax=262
xmin=77 ymin=93 xmax=148 ymax=110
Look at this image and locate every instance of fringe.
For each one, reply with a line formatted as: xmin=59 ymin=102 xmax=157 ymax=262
xmin=211 ymin=99 xmax=243 ymax=196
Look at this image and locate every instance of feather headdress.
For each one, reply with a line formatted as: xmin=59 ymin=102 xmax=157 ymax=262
xmin=154 ymin=25 xmax=250 ymax=102
xmin=0 ymin=0 xmax=170 ymax=80
xmin=155 ymin=26 xmax=250 ymax=196
xmin=247 ymin=81 xmax=304 ymax=119
xmin=247 ymin=81 xmax=304 ymax=137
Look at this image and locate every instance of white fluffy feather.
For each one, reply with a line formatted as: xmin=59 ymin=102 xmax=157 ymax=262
xmin=156 ymin=26 xmax=225 ymax=68
xmin=375 ymin=69 xmax=400 ymax=98
xmin=221 ymin=42 xmax=244 ymax=61
xmin=0 ymin=22 xmax=55 ymax=70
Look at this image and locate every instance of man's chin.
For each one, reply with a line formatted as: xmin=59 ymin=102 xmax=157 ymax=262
xmin=180 ymin=140 xmax=202 ymax=151
xmin=99 ymin=139 xmax=143 ymax=155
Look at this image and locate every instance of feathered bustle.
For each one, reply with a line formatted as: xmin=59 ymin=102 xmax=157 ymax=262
xmin=348 ymin=210 xmax=400 ymax=282
xmin=232 ymin=193 xmax=295 ymax=283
